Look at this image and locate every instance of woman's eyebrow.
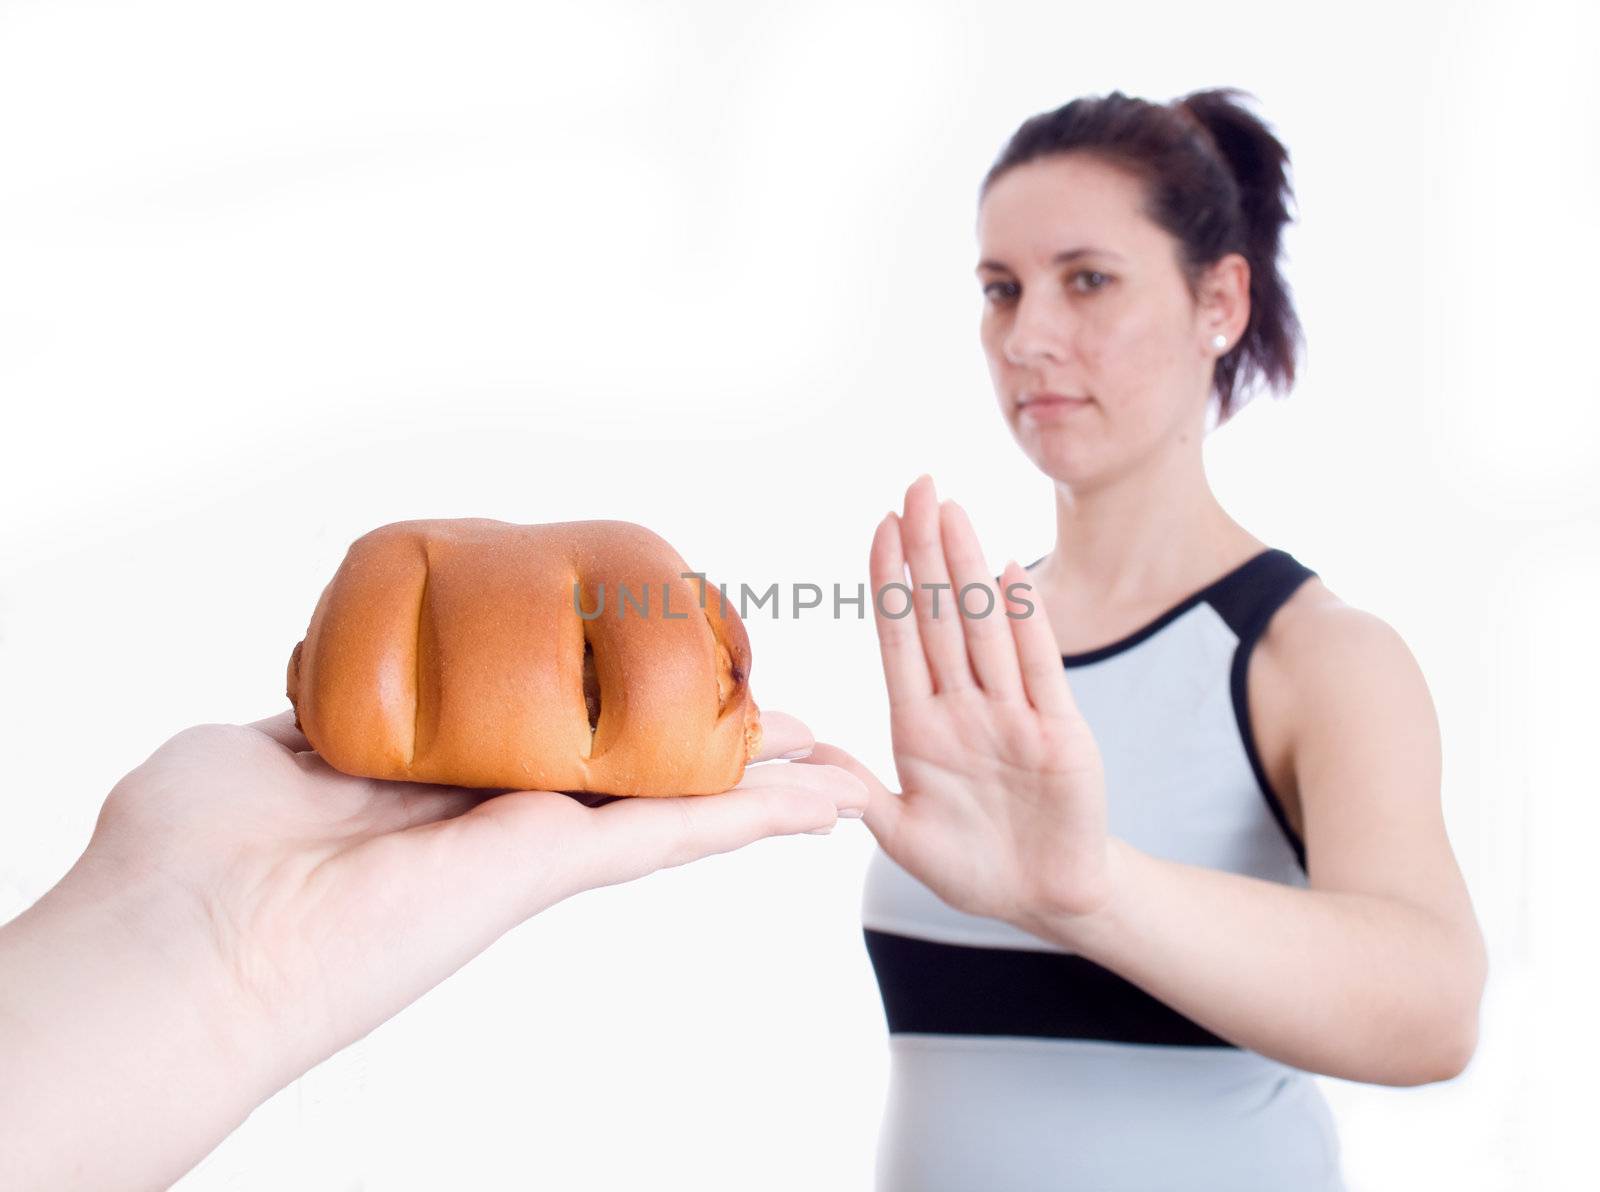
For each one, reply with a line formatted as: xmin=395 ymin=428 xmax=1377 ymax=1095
xmin=975 ymin=247 xmax=1125 ymax=273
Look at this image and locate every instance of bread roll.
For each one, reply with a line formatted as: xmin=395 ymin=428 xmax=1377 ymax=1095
xmin=286 ymin=518 xmax=761 ymax=796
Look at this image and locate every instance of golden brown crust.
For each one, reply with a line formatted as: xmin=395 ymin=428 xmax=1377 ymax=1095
xmin=286 ymin=518 xmax=759 ymax=796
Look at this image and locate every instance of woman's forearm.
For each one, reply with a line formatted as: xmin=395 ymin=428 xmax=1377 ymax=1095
xmin=0 ymin=866 xmax=282 ymax=1192
xmin=1019 ymin=837 xmax=1486 ymax=1086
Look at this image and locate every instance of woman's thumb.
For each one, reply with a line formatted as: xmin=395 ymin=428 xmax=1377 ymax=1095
xmin=793 ymin=742 xmax=902 ymax=842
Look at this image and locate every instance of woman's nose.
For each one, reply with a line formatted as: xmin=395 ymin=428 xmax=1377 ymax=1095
xmin=1002 ymin=295 xmax=1071 ymax=366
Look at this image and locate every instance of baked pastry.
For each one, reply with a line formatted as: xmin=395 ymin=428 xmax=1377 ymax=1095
xmin=286 ymin=518 xmax=761 ymax=796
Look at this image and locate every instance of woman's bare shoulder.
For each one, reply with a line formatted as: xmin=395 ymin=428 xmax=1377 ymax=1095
xmin=1258 ymin=576 xmax=1425 ymax=692
xmin=1250 ymin=572 xmax=1441 ymax=817
xmin=1246 ymin=574 xmax=1440 ymax=832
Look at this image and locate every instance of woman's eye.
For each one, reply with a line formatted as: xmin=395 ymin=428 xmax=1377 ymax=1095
xmin=981 ymin=272 xmax=1108 ymax=303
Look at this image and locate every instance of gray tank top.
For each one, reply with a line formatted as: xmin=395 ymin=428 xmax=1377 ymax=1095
xmin=861 ymin=548 xmax=1347 ymax=1191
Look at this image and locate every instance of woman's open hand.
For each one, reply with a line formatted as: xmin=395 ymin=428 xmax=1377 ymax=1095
xmin=798 ymin=474 xmax=1114 ymax=930
xmin=1 ymin=710 xmax=864 ymax=1191
xmin=69 ymin=708 xmax=867 ymax=1089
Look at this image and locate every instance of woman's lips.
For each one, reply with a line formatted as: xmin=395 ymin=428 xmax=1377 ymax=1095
xmin=1018 ymin=393 xmax=1093 ymax=417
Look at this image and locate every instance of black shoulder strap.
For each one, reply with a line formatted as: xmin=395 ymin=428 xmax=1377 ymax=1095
xmin=1207 ymin=549 xmax=1318 ymax=873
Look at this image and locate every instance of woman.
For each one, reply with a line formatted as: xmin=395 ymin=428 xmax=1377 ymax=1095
xmin=799 ymin=88 xmax=1487 ymax=1191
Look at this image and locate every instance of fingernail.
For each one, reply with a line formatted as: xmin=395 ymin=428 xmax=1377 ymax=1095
xmin=781 ymin=747 xmax=813 ymax=759
xmin=837 ymin=807 xmax=865 ymax=819
xmin=806 ymin=825 xmax=834 ymax=835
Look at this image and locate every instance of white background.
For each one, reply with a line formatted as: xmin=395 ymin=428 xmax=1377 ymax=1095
xmin=2 ymin=1 xmax=1596 ymax=1189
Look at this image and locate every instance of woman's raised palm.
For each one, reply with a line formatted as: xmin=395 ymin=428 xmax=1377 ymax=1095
xmin=801 ymin=475 xmax=1113 ymax=929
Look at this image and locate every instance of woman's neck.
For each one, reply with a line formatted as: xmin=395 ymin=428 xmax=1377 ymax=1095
xmin=1035 ymin=434 xmax=1262 ymax=619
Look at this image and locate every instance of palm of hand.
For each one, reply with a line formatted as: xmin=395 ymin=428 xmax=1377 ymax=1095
xmin=86 ymin=723 xmax=581 ymax=1067
xmin=80 ymin=708 xmax=862 ymax=1079
xmin=802 ymin=476 xmax=1114 ymax=931
xmin=887 ymin=663 xmax=1109 ymax=925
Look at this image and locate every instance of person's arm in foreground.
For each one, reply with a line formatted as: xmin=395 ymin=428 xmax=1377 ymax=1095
xmin=802 ymin=474 xmax=1487 ymax=1087
xmin=0 ymin=709 xmax=866 ymax=1191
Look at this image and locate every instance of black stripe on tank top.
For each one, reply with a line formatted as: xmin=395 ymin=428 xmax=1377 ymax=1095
xmin=1022 ymin=547 xmax=1315 ymax=873
xmin=1203 ymin=549 xmax=1317 ymax=874
xmin=863 ymin=928 xmax=1235 ymax=1046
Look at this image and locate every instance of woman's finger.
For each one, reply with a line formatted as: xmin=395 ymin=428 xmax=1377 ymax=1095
xmin=1001 ymin=559 xmax=1079 ymax=719
xmin=589 ymin=760 xmax=870 ymax=878
xmin=432 ymin=760 xmax=868 ymax=906
xmin=899 ymin=475 xmax=976 ymax=693
xmin=795 ymin=741 xmax=905 ymax=850
xmin=871 ymin=512 xmax=934 ymax=705
xmin=939 ymin=500 xmax=1026 ymax=700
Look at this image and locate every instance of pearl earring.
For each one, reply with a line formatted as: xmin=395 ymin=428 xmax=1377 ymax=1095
xmin=1211 ymin=333 xmax=1228 ymax=351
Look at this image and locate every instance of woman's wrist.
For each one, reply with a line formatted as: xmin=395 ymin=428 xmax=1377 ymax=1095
xmin=0 ymin=863 xmax=289 ymax=1190
xmin=58 ymin=857 xmax=281 ymax=1068
xmin=1011 ymin=835 xmax=1138 ymax=954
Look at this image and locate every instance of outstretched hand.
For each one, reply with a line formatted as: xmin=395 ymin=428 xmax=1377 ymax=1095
xmin=796 ymin=474 xmax=1114 ymax=931
xmin=66 ymin=708 xmax=867 ymax=1090
xmin=1 ymin=709 xmax=864 ymax=1190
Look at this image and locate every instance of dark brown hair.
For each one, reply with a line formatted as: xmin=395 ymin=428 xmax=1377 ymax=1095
xmin=979 ymin=87 xmax=1303 ymax=424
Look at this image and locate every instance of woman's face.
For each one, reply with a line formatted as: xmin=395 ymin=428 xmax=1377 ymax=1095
xmin=975 ymin=153 xmax=1243 ymax=491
